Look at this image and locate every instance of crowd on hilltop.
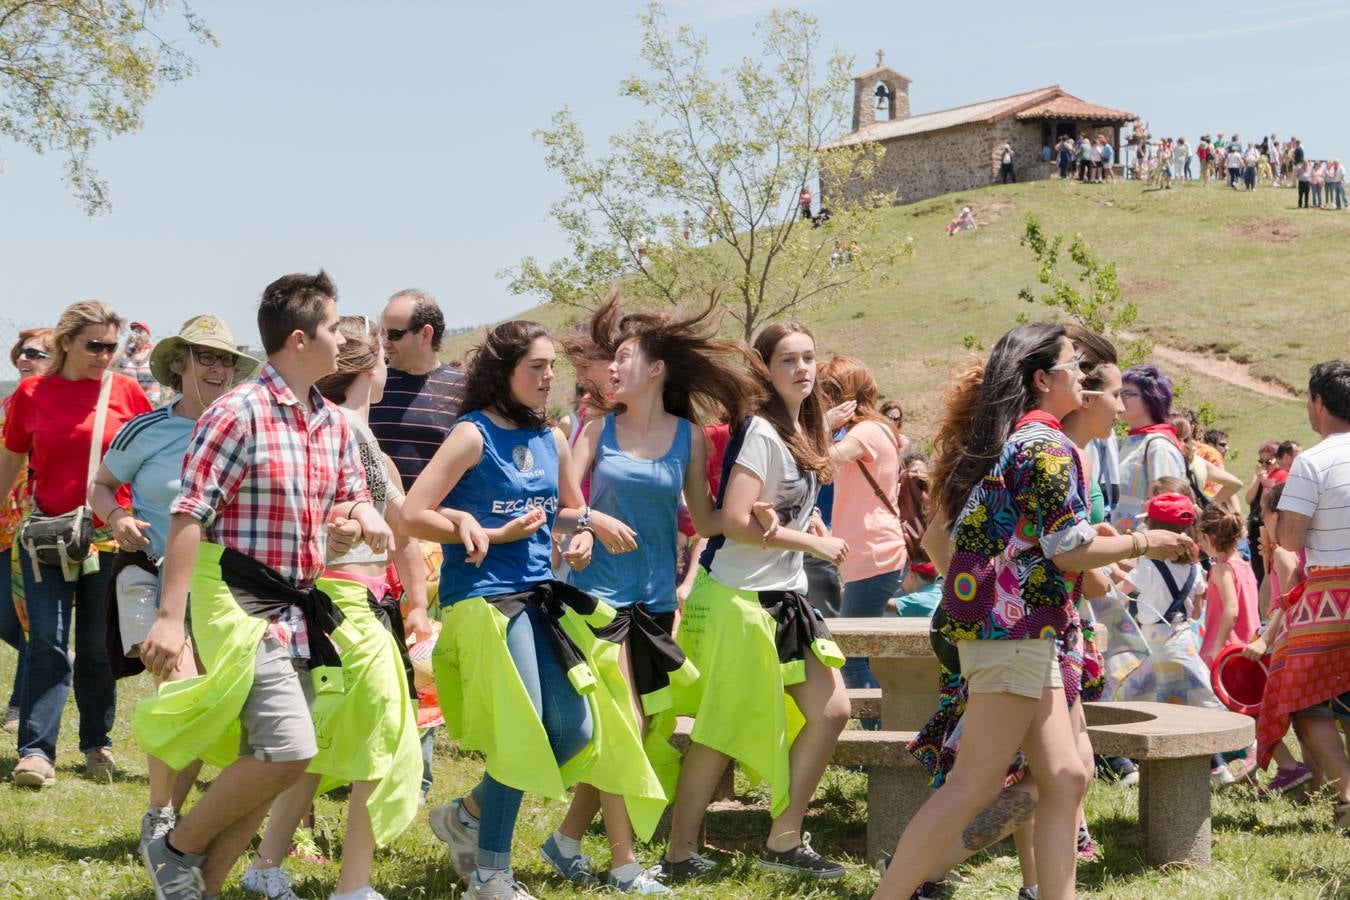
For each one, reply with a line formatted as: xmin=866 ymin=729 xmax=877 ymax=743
xmin=1039 ymin=131 xmax=1347 ymax=207
xmin=1 ymin=279 xmax=1347 ymax=900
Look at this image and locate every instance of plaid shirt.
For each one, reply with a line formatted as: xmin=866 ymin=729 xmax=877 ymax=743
xmin=172 ymin=364 xmax=369 ymax=656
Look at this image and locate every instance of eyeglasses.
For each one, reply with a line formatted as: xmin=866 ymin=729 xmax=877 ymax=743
xmin=1046 ymin=352 xmax=1086 ymax=374
xmin=192 ymin=349 xmax=237 ymax=368
xmin=18 ymin=348 xmax=50 ymax=360
xmin=84 ymin=340 xmax=119 ymax=355
xmin=1119 ymin=389 xmax=1141 ymax=400
xmin=384 ymin=327 xmax=410 ymax=342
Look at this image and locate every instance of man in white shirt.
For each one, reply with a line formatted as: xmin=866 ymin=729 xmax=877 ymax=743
xmin=1276 ymin=360 xmax=1350 ymax=828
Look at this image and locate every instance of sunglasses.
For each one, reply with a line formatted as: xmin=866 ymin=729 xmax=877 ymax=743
xmin=84 ymin=340 xmax=119 ymax=355
xmin=1046 ymin=352 xmax=1086 ymax=374
xmin=192 ymin=349 xmax=237 ymax=368
xmin=1259 ymin=458 xmax=1275 ymax=466
xmin=18 ymin=347 xmax=50 ymax=360
xmin=384 ymin=327 xmax=410 ymax=342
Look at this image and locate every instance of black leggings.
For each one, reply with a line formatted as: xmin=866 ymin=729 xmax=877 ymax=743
xmin=1298 ymin=181 xmax=1311 ymax=207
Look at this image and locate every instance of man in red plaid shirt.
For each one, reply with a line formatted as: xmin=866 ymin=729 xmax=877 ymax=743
xmin=137 ymin=271 xmax=394 ymax=900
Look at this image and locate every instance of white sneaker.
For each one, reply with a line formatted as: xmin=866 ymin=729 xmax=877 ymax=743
xmin=241 ymin=866 xmax=300 ymax=900
xmin=465 ymin=869 xmax=537 ymax=899
xmin=1211 ymin=764 xmax=1237 ymax=786
xmin=329 ymin=888 xmax=387 ymax=900
xmin=428 ymin=798 xmax=478 ymax=879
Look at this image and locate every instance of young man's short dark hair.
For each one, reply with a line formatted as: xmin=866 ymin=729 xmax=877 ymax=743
xmin=1276 ymin=439 xmax=1301 ymax=460
xmin=392 ymin=289 xmax=446 ymax=351
xmin=258 ymin=270 xmax=337 ymax=355
xmin=1202 ymin=428 xmax=1229 ymax=449
xmin=1309 ymin=360 xmax=1350 ymax=422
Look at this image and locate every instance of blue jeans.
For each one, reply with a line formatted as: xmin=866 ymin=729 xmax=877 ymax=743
xmin=473 ymin=601 xmax=592 ymax=869
xmin=420 ymin=726 xmax=436 ymax=795
xmin=0 ymin=548 xmax=26 ymax=709
xmin=17 ymin=550 xmax=116 ymax=763
xmin=840 ymin=567 xmax=907 ymax=695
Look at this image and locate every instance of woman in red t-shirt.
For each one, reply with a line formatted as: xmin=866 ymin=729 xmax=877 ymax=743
xmin=0 ymin=301 xmax=151 ymax=787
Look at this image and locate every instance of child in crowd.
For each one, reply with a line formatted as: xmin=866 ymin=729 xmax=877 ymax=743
xmin=1196 ymin=503 xmax=1262 ymax=784
xmin=889 ymin=562 xmax=940 ymax=617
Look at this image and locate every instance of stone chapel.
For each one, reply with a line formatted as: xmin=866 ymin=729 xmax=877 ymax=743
xmin=823 ymin=52 xmax=1136 ymax=205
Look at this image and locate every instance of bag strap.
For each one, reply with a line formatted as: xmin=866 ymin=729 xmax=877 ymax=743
xmin=1151 ymin=559 xmax=1197 ymax=623
xmin=858 ymin=459 xmax=900 ymax=520
xmin=86 ymin=372 xmax=113 ymax=491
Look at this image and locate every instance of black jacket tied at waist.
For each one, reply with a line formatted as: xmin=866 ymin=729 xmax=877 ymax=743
xmin=219 ymin=546 xmax=346 ymax=669
xmin=484 ymin=580 xmax=614 ymax=696
xmin=590 ymin=603 xmax=694 ymax=715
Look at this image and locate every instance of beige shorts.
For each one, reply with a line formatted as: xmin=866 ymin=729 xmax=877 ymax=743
xmin=238 ymin=633 xmax=318 ymax=762
xmin=958 ymin=638 xmax=1061 ymax=700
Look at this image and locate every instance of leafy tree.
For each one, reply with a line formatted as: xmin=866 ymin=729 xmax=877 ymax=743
xmin=1016 ymin=212 xmax=1149 ymax=364
xmin=0 ymin=1 xmax=213 ymax=213
xmin=504 ymin=2 xmax=905 ymax=341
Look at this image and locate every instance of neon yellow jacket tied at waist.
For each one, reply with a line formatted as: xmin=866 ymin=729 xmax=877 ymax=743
xmin=670 ymin=570 xmax=845 ymax=819
xmin=132 ymin=543 xmax=419 ymax=847
xmin=434 ymin=590 xmax=694 ymax=840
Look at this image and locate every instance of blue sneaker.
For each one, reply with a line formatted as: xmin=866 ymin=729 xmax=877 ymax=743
xmin=539 ymin=833 xmax=599 ymax=886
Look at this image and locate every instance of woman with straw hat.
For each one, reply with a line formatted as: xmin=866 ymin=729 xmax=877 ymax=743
xmin=88 ymin=314 xmax=258 ymax=858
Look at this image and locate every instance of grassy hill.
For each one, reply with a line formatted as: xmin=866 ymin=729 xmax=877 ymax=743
xmin=453 ymin=178 xmax=1344 ymax=463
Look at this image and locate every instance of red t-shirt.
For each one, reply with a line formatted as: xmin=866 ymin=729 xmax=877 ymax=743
xmin=704 ymin=422 xmax=731 ymax=496
xmin=4 ymin=372 xmax=151 ymax=519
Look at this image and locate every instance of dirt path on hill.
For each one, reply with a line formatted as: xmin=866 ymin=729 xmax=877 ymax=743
xmin=1121 ymin=333 xmax=1300 ymax=400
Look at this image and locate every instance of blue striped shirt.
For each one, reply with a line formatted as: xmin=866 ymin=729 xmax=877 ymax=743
xmin=369 ymin=363 xmax=466 ymax=488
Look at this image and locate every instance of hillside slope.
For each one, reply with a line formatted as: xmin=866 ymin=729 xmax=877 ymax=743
xmin=453 ymin=178 xmax=1343 ymax=461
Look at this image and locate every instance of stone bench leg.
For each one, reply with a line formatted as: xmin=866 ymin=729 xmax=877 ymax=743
xmin=1138 ymin=756 xmax=1213 ymax=866
xmin=866 ymin=764 xmax=932 ymax=863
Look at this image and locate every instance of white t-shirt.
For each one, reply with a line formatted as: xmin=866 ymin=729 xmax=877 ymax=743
xmin=708 ymin=416 xmax=818 ymax=593
xmin=1128 ymin=559 xmax=1205 ymax=624
xmin=1227 ymin=150 xmax=1243 ymax=168
xmin=1277 ymin=432 xmax=1350 ymax=568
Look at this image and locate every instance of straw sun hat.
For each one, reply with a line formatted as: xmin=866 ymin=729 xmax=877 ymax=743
xmin=149 ymin=314 xmax=260 ymax=386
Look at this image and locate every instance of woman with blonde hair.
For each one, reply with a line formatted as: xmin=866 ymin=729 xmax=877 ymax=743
xmin=819 ymin=356 xmax=908 ymax=705
xmin=0 ymin=301 xmax=152 ymax=786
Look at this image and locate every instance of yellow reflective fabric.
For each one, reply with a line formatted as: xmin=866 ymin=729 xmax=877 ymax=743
xmin=308 ymin=576 xmax=421 ymax=847
xmin=131 ymin=542 xmax=266 ymax=770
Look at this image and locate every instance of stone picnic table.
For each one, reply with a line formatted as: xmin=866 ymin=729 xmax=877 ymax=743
xmin=822 ymin=616 xmax=1255 ymax=867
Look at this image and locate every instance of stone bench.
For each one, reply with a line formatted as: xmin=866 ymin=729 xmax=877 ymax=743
xmin=847 ymin=687 xmax=882 ymax=720
xmin=670 ymin=716 xmax=926 ymax=862
xmin=1083 ymin=701 xmax=1254 ymax=867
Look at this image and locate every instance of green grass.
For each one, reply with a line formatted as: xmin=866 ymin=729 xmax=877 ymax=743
xmin=0 ymin=646 xmax=1346 ymax=898
xmin=454 ymin=177 xmax=1341 ymax=463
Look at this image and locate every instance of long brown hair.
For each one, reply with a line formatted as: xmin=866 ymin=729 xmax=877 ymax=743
xmin=316 ymin=316 xmax=381 ymax=404
xmin=929 ymin=362 xmax=986 ymax=526
xmin=587 ymin=291 xmax=764 ymax=425
xmin=930 ymin=323 xmax=1067 ymax=524
xmin=461 ymin=320 xmax=552 ymax=429
xmin=751 ymin=322 xmax=832 ymax=482
xmin=818 ymin=356 xmax=900 ymax=449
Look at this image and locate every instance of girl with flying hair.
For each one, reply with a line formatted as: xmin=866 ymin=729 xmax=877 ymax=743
xmin=402 ymin=319 xmax=636 ymax=900
xmin=540 ymin=294 xmax=768 ymax=894
xmin=876 ymin=323 xmax=1194 ymax=900
xmin=664 ymin=322 xmax=852 ymax=883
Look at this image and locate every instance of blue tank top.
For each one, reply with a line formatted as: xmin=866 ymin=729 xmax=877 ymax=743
xmin=568 ymin=414 xmax=691 ymax=613
xmin=438 ymin=410 xmax=559 ymax=605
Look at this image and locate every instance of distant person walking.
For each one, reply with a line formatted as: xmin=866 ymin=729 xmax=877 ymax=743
xmin=1226 ymin=146 xmax=1244 ymax=189
xmin=1327 ymin=159 xmax=1346 ymax=210
xmin=1057 ymin=136 xmax=1073 ymax=179
xmin=1298 ymin=159 xmax=1313 ymax=208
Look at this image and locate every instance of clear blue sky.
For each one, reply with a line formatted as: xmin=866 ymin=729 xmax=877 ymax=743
xmin=2 ymin=0 xmax=1344 ymax=355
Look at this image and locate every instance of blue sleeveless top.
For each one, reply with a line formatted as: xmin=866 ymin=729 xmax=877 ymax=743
xmin=568 ymin=414 xmax=691 ymax=613
xmin=438 ymin=410 xmax=559 ymax=605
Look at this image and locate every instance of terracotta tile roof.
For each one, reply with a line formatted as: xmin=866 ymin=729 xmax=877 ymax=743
xmin=825 ymin=86 xmax=1062 ymax=148
xmin=824 ymin=86 xmax=1135 ymax=149
xmin=1015 ymin=94 xmax=1135 ymax=122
